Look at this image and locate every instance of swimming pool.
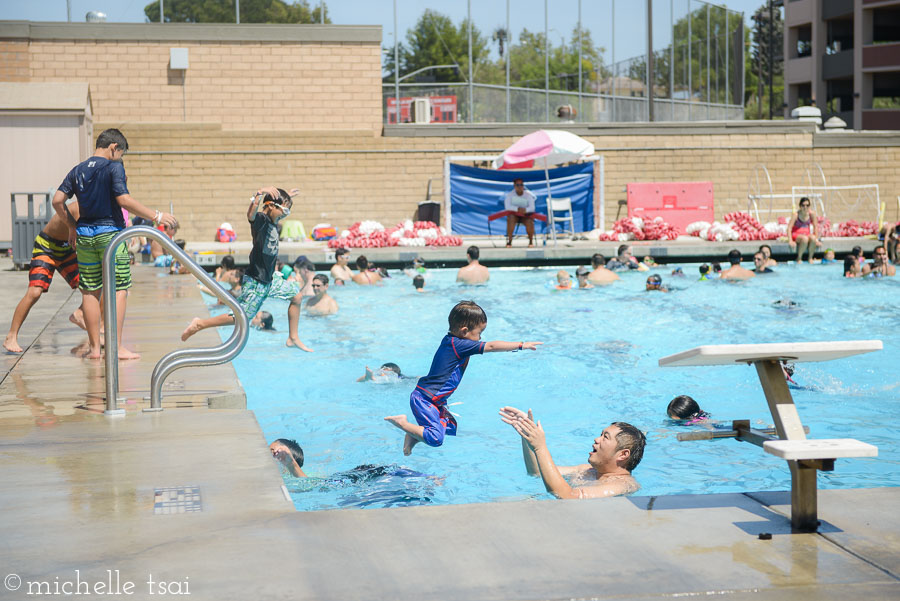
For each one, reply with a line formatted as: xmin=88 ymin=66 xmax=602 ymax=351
xmin=217 ymin=262 xmax=900 ymax=510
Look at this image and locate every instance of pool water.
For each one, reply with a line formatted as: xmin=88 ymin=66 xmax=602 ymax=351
xmin=215 ymin=262 xmax=900 ymax=511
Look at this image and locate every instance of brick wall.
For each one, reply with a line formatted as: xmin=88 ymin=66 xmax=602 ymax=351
xmin=0 ymin=41 xmax=29 ymax=81
xmin=109 ymin=123 xmax=900 ymax=242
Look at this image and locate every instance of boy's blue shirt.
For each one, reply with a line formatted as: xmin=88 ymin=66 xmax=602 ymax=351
xmin=58 ymin=156 xmax=129 ymax=234
xmin=415 ymin=334 xmax=485 ymax=405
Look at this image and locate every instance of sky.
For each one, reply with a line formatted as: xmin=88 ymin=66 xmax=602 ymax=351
xmin=0 ymin=0 xmax=772 ymax=65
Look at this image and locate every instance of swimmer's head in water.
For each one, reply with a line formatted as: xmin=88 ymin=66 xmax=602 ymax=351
xmin=575 ymin=266 xmax=590 ymax=279
xmin=252 ymin=310 xmax=275 ymax=330
xmin=782 ymin=362 xmax=795 ymax=377
xmin=645 ymin=274 xmax=663 ymax=290
xmin=727 ymin=249 xmax=742 ymax=265
xmin=699 ymin=264 xmax=710 ymax=275
xmin=667 ymin=395 xmax=707 ymax=421
xmin=448 ymin=300 xmax=487 ymax=336
xmin=356 ymin=255 xmax=369 ymax=271
xmin=824 ymin=248 xmax=835 ymax=259
xmin=556 ymin=270 xmax=571 ymax=284
xmin=412 ymin=274 xmax=425 ymax=289
xmin=591 ymin=253 xmax=605 ymax=269
xmin=467 ymin=246 xmax=480 ymax=261
xmin=271 ymin=438 xmax=304 ymax=467
xmin=380 ymin=362 xmax=402 ymax=377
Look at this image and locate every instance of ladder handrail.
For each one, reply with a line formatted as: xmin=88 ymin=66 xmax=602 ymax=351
xmin=101 ymin=225 xmax=249 ymax=414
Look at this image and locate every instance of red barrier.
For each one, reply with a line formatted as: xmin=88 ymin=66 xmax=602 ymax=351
xmin=627 ymin=182 xmax=714 ymax=235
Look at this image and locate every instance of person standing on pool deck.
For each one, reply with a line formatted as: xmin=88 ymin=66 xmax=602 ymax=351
xmin=53 ymin=128 xmax=177 ymax=360
xmin=181 ymin=186 xmax=313 ymax=352
xmin=499 ymin=406 xmax=644 ymax=499
xmin=385 ymin=301 xmax=542 ymax=456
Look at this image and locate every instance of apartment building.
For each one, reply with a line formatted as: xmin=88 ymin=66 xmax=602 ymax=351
xmin=784 ymin=0 xmax=900 ymax=129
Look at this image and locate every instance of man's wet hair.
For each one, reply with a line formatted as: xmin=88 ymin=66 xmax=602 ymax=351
xmin=335 ymin=247 xmax=349 ymax=258
xmin=413 ymin=274 xmax=425 ymax=289
xmin=467 ymin=245 xmax=480 ymax=260
xmin=274 ymin=438 xmax=303 ymax=467
xmin=448 ymin=300 xmax=487 ymax=333
xmin=727 ymin=249 xmax=742 ymax=265
xmin=356 ymin=255 xmax=369 ymax=270
xmin=667 ymin=395 xmax=702 ymax=420
xmin=611 ymin=422 xmax=646 ymax=472
xmin=313 ymin=273 xmax=328 ymax=286
xmin=591 ymin=253 xmax=605 ymax=268
xmin=220 ymin=255 xmax=236 ymax=270
xmin=617 ymin=244 xmax=630 ymax=258
xmin=96 ymin=128 xmax=128 ymax=151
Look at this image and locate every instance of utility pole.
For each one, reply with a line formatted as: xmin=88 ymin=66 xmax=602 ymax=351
xmin=768 ymin=0 xmax=774 ymax=119
xmin=647 ymin=0 xmax=654 ymax=121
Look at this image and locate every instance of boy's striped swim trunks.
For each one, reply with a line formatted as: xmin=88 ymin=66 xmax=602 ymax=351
xmin=76 ymin=231 xmax=132 ymax=291
xmin=29 ymin=232 xmax=79 ymax=291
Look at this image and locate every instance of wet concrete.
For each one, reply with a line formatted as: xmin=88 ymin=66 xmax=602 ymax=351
xmin=0 ymin=257 xmax=897 ymax=601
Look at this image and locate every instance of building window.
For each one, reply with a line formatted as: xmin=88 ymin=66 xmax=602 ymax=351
xmin=826 ymin=18 xmax=853 ymax=54
xmin=796 ymin=24 xmax=812 ymax=57
xmin=872 ymin=72 xmax=900 ymax=109
xmin=873 ymin=8 xmax=900 ymax=45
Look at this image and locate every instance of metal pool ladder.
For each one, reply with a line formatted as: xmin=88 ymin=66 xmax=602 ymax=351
xmin=101 ymin=225 xmax=249 ymax=415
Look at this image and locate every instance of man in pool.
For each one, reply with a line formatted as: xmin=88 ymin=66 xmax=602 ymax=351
xmin=587 ymin=253 xmax=619 ymax=285
xmin=499 ymin=406 xmax=644 ymax=499
xmin=330 ymin=247 xmax=353 ymax=285
xmin=270 ymin=438 xmax=307 ymax=477
xmin=720 ymin=249 xmax=755 ymax=280
xmin=305 ymin=274 xmax=338 ymax=315
xmin=456 ymin=245 xmax=490 ymax=284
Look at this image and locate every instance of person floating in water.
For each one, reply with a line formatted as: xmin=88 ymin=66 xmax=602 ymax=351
xmin=385 ymin=300 xmax=542 ymax=455
xmin=358 ymin=362 xmax=405 ymax=383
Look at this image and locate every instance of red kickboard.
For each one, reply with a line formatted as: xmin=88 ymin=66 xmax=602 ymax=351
xmin=626 ymin=182 xmax=714 ymax=234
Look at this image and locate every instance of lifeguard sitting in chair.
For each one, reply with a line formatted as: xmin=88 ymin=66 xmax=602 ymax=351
xmin=498 ymin=178 xmax=542 ymax=247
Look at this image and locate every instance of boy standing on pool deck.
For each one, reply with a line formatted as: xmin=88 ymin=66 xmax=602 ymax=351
xmin=385 ymin=300 xmax=542 ymax=455
xmin=181 ymin=186 xmax=312 ymax=352
xmin=52 ymin=128 xmax=177 ymax=360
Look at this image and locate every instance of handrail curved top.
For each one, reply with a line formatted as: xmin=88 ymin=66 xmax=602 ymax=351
xmin=101 ymin=225 xmax=249 ymax=414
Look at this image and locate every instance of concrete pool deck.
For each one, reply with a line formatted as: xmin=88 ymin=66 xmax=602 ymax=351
xmin=0 ymin=258 xmax=897 ymax=601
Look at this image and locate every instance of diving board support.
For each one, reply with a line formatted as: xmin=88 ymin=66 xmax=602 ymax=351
xmin=659 ymin=341 xmax=882 ymax=532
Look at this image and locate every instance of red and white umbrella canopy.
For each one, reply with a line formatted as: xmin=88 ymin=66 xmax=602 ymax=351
xmin=492 ymin=129 xmax=595 ymax=170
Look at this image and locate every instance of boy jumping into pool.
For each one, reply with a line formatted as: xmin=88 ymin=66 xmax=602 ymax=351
xmin=385 ymin=300 xmax=542 ymax=455
xmin=181 ymin=186 xmax=312 ymax=352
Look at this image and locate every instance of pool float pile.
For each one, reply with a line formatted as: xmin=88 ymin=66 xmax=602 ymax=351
xmin=597 ymin=217 xmax=680 ymax=241
xmin=827 ymin=219 xmax=878 ymax=237
xmin=328 ymin=220 xmax=462 ymax=248
xmin=687 ymin=212 xmax=782 ymax=241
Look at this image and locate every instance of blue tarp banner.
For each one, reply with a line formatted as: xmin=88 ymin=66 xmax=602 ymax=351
xmin=449 ymin=162 xmax=594 ymax=235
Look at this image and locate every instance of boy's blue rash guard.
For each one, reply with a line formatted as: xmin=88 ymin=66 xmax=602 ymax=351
xmin=415 ymin=334 xmax=486 ymax=405
xmin=58 ymin=157 xmax=129 ymax=231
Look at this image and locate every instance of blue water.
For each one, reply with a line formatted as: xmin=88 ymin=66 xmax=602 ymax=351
xmin=215 ymin=263 xmax=900 ymax=511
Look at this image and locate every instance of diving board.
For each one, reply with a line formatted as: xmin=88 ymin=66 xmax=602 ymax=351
xmin=660 ymin=340 xmax=882 ymax=532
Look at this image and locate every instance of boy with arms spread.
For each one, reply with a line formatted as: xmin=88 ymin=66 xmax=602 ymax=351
xmin=52 ymin=128 xmax=177 ymax=360
xmin=385 ymin=301 xmax=542 ymax=455
xmin=182 ymin=186 xmax=312 ymax=352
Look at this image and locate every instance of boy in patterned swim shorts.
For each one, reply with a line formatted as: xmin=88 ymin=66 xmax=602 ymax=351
xmin=181 ymin=186 xmax=312 ymax=352
xmin=52 ymin=128 xmax=177 ymax=360
xmin=3 ymin=207 xmax=85 ymax=353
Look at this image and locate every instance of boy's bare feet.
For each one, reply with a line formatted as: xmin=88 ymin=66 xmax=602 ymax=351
xmin=81 ymin=347 xmax=102 ymax=360
xmin=69 ymin=309 xmax=87 ymax=331
xmin=286 ymin=336 xmax=313 ymax=352
xmin=3 ymin=334 xmax=22 ymax=353
xmin=402 ymin=433 xmax=418 ymax=456
xmin=118 ymin=346 xmax=141 ymax=360
xmin=384 ymin=415 xmax=420 ymax=455
xmin=181 ymin=317 xmax=203 ymax=341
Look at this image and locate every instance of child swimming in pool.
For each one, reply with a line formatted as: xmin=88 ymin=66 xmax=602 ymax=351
xmin=385 ymin=300 xmax=543 ymax=455
xmin=666 ymin=395 xmax=709 ymax=424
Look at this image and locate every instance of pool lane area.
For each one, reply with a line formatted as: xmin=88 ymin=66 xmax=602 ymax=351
xmin=0 ymin=259 xmax=898 ymax=600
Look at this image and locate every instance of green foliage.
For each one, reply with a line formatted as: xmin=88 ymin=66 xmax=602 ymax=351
xmin=144 ymin=0 xmax=329 ymax=24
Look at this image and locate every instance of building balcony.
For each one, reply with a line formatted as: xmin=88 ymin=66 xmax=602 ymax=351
xmin=785 ymin=55 xmax=814 ymax=83
xmin=823 ymin=49 xmax=854 ymax=79
xmin=823 ymin=0 xmax=854 ymax=20
xmin=863 ymin=43 xmax=900 ymax=69
xmin=862 ymin=109 xmax=900 ymax=129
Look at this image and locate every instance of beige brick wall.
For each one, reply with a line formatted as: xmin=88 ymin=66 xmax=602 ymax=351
xmin=105 ymin=123 xmax=900 ymax=242
xmin=9 ymin=38 xmax=381 ymax=132
xmin=0 ymin=41 xmax=29 ymax=81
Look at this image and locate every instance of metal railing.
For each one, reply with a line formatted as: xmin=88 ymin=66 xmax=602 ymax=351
xmin=102 ymin=226 xmax=249 ymax=415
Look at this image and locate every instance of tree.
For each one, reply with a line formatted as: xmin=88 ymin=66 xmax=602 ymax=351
xmin=749 ymin=5 xmax=784 ymax=119
xmin=144 ymin=0 xmax=329 ymax=24
xmin=383 ymin=10 xmax=487 ymax=84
